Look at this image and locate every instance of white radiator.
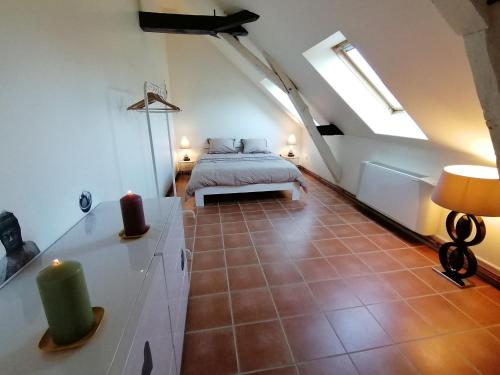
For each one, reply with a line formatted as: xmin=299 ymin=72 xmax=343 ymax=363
xmin=356 ymin=161 xmax=440 ymax=235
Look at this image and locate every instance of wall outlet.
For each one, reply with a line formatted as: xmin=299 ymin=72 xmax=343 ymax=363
xmin=79 ymin=191 xmax=92 ymax=213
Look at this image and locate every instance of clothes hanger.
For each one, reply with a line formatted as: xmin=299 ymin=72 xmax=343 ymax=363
xmin=127 ymin=92 xmax=180 ymax=112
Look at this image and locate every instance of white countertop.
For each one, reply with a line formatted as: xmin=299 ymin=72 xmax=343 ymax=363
xmin=0 ymin=198 xmax=178 ymax=375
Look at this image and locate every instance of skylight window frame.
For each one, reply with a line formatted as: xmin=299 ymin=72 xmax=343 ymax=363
xmin=333 ymin=41 xmax=404 ymax=114
xmin=303 ymin=31 xmax=427 ymax=140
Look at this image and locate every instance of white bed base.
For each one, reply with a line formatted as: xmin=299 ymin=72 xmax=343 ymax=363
xmin=194 ymin=182 xmax=301 ymax=207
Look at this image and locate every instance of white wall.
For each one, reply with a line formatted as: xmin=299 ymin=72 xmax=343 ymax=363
xmin=302 ymin=135 xmax=487 ymax=193
xmin=0 ymin=0 xmax=173 ymax=252
xmin=166 ymin=34 xmax=301 ymax=160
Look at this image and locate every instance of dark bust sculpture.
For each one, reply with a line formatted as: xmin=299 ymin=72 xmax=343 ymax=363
xmin=0 ymin=211 xmax=40 ymax=284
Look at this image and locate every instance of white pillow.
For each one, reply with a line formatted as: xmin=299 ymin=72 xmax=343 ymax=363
xmin=207 ymin=138 xmax=237 ymax=154
xmin=242 ymin=138 xmax=268 ymax=153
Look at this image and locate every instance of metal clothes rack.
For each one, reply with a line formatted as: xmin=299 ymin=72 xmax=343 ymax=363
xmin=127 ymin=81 xmax=181 ymax=198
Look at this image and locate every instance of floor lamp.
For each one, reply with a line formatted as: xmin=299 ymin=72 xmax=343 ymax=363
xmin=431 ymin=165 xmax=500 ymax=287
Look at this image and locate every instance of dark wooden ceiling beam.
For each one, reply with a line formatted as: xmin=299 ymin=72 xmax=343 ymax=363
xmin=138 ymin=10 xmax=259 ymax=36
xmin=316 ymin=124 xmax=344 ymax=136
xmin=214 ymin=10 xmax=260 ymax=32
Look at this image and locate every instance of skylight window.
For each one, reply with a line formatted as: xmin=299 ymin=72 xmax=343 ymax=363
xmin=261 ymin=78 xmax=319 ymax=126
xmin=303 ymin=31 xmax=427 ymax=140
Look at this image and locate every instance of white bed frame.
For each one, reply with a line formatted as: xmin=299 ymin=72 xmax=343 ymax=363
xmin=194 ymin=182 xmax=301 ymax=207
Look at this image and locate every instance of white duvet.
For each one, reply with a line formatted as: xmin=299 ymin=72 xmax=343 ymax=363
xmin=185 ymin=153 xmax=307 ymax=196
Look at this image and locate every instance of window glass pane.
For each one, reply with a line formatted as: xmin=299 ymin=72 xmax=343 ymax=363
xmin=261 ymin=79 xmax=319 ymax=125
xmin=344 ymin=48 xmax=403 ymax=111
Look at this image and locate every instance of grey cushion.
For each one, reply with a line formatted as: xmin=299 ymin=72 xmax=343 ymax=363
xmin=207 ymin=138 xmax=237 ymax=154
xmin=242 ymin=138 xmax=268 ymax=153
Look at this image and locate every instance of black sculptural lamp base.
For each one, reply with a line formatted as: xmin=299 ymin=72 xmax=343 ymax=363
xmin=432 ymin=268 xmax=473 ymax=288
xmin=287 ymin=151 xmax=295 ymax=157
xmin=183 ymin=155 xmax=191 ymax=161
xmin=434 ymin=211 xmax=485 ymax=288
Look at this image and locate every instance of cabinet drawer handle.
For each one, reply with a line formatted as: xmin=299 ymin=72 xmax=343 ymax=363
xmin=181 ymin=249 xmax=185 ymax=271
xmin=184 ymin=249 xmax=192 ymax=273
xmin=142 ymin=341 xmax=153 ymax=375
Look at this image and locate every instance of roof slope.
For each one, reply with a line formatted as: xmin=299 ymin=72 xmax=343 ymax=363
xmin=214 ymin=0 xmax=492 ymax=159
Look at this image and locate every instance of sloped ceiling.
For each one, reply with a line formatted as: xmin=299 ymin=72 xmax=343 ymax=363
xmin=214 ymin=0 xmax=495 ymax=162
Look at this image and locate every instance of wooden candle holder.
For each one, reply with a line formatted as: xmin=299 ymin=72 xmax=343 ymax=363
xmin=38 ymin=307 xmax=105 ymax=353
xmin=118 ymin=225 xmax=150 ymax=240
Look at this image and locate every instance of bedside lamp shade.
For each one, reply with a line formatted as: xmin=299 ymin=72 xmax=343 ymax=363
xmin=180 ymin=136 xmax=190 ymax=150
xmin=180 ymin=136 xmax=191 ymax=161
xmin=286 ymin=134 xmax=297 ymax=157
xmin=431 ymin=165 xmax=500 ymax=217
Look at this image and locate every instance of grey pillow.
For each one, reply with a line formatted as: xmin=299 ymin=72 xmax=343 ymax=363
xmin=242 ymin=138 xmax=268 ymax=153
xmin=207 ymin=138 xmax=237 ymax=154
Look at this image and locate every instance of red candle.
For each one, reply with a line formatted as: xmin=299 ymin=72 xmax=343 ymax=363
xmin=120 ymin=191 xmax=147 ymax=236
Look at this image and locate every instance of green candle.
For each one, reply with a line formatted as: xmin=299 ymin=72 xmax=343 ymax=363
xmin=36 ymin=259 xmax=94 ymax=345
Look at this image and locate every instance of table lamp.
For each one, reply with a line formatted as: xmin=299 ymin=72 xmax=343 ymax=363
xmin=180 ymin=136 xmax=191 ymax=161
xmin=287 ymin=134 xmax=297 ymax=157
xmin=431 ymin=165 xmax=500 ymax=287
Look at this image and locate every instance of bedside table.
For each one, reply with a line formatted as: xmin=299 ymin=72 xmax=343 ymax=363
xmin=177 ymin=160 xmax=195 ymax=174
xmin=281 ymin=155 xmax=300 ymax=166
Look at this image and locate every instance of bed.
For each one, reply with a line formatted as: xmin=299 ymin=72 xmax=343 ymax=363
xmin=185 ymin=152 xmax=307 ymax=206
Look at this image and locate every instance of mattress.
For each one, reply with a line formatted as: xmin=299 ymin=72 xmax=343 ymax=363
xmin=185 ymin=153 xmax=306 ymax=196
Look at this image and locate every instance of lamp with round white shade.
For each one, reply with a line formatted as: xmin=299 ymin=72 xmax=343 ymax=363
xmin=431 ymin=165 xmax=500 ymax=286
xmin=287 ymin=134 xmax=297 ymax=157
xmin=180 ymin=136 xmax=191 ymax=161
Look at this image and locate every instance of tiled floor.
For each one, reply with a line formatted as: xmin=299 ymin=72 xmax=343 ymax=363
xmin=177 ymin=174 xmax=500 ymax=375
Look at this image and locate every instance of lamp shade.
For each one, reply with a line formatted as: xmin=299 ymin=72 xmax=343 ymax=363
xmin=287 ymin=134 xmax=297 ymax=146
xmin=431 ymin=165 xmax=500 ymax=217
xmin=180 ymin=136 xmax=190 ymax=149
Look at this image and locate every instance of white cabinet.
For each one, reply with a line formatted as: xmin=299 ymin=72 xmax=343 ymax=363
xmin=281 ymin=155 xmax=300 ymax=166
xmin=117 ymin=255 xmax=173 ymax=375
xmin=177 ymin=160 xmax=195 ymax=174
xmin=113 ymin=200 xmax=189 ymax=375
xmin=0 ymin=198 xmax=189 ymax=375
xmin=161 ymin=205 xmax=189 ymax=372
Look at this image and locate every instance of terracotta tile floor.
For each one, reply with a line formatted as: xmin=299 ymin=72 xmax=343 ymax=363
xmin=177 ymin=174 xmax=500 ymax=375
